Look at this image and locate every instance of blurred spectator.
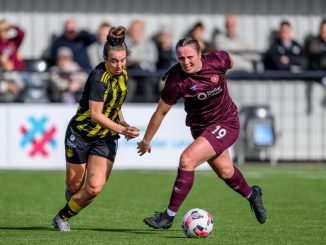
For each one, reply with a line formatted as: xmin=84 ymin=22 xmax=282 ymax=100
xmin=263 ymin=20 xmax=304 ymax=71
xmin=0 ymin=70 xmax=24 ymax=102
xmin=186 ymin=21 xmax=212 ymax=54
xmin=0 ymin=19 xmax=25 ymax=71
xmin=88 ymin=22 xmax=111 ymax=68
xmin=125 ymin=19 xmax=158 ymax=102
xmin=213 ymin=15 xmax=253 ymax=71
xmin=0 ymin=63 xmax=23 ymax=104
xmin=48 ymin=47 xmax=87 ymax=103
xmin=305 ymin=19 xmax=326 ymax=70
xmin=305 ymin=19 xmax=326 ymax=110
xmin=153 ymin=27 xmax=176 ymax=70
xmin=49 ymin=18 xmax=96 ymax=71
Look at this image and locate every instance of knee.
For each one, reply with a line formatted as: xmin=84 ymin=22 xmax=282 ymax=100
xmin=67 ymin=183 xmax=82 ymax=194
xmin=179 ymin=153 xmax=195 ymax=171
xmin=217 ymin=166 xmax=234 ymax=180
xmin=85 ymin=184 xmax=103 ymax=198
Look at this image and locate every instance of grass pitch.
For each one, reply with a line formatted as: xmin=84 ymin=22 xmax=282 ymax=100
xmin=0 ymin=164 xmax=325 ymax=245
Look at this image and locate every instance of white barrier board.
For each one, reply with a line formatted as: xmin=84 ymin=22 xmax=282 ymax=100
xmin=7 ymin=104 xmax=75 ymax=169
xmin=0 ymin=104 xmax=209 ymax=170
xmin=116 ymin=104 xmax=195 ymax=170
xmin=0 ymin=107 xmax=8 ymax=166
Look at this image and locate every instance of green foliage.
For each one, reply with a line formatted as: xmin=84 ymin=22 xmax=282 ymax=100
xmin=0 ymin=165 xmax=325 ymax=244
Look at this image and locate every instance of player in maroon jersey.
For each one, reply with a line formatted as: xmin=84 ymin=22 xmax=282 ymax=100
xmin=137 ymin=37 xmax=266 ymax=229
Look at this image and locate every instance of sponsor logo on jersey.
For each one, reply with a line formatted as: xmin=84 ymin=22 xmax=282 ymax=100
xmin=197 ymin=86 xmax=222 ymax=100
xmin=190 ymin=85 xmax=198 ymax=91
xmin=70 ymin=134 xmax=75 ymax=141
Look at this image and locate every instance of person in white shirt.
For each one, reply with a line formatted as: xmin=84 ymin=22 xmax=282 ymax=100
xmin=213 ymin=15 xmax=253 ymax=72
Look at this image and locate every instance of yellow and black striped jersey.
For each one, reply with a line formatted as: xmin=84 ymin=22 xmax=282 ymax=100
xmin=71 ymin=62 xmax=128 ymax=139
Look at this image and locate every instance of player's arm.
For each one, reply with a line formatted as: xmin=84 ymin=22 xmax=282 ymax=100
xmin=228 ymin=56 xmax=234 ymax=69
xmin=137 ymin=99 xmax=173 ymax=155
xmin=89 ymin=100 xmax=139 ymax=139
xmin=118 ymin=110 xmax=140 ymax=139
xmin=118 ymin=110 xmax=129 ymax=127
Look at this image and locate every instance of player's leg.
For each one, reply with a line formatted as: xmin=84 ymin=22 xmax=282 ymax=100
xmin=208 ymin=150 xmax=266 ymax=224
xmin=54 ymin=156 xmax=113 ymax=231
xmin=72 ymin=155 xmax=113 ymax=207
xmin=65 ymin=162 xmax=87 ymax=201
xmin=208 ymin=150 xmax=251 ymax=197
xmin=53 ymin=123 xmax=89 ymax=232
xmin=62 ymin=124 xmax=88 ymax=201
xmin=53 ymin=137 xmax=117 ymax=231
xmin=71 ymin=137 xmax=117 ymax=207
xmin=52 ymin=162 xmax=87 ymax=232
xmin=205 ymin=117 xmax=266 ymax=224
xmin=167 ymin=136 xmax=216 ymax=212
xmin=144 ymin=136 xmax=216 ymax=229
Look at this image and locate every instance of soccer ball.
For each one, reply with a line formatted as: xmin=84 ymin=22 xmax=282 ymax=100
xmin=181 ymin=208 xmax=214 ymax=238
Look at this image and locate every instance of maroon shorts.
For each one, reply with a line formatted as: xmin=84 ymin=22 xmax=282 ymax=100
xmin=191 ymin=118 xmax=240 ymax=156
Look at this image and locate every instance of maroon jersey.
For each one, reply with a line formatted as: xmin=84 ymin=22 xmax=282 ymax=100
xmin=0 ymin=26 xmax=25 ymax=70
xmin=161 ymin=51 xmax=238 ymax=132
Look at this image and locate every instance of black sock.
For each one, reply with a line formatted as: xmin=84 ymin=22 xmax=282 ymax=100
xmin=58 ymin=203 xmax=78 ymax=221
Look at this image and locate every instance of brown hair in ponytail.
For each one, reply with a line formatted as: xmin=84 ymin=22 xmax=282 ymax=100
xmin=103 ymin=26 xmax=129 ymax=60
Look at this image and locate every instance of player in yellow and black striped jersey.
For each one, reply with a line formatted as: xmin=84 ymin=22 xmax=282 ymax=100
xmin=71 ymin=62 xmax=128 ymax=139
xmin=52 ymin=26 xmax=140 ymax=232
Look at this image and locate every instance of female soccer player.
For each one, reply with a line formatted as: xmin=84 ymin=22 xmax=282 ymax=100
xmin=52 ymin=26 xmax=139 ymax=232
xmin=137 ymin=37 xmax=266 ymax=229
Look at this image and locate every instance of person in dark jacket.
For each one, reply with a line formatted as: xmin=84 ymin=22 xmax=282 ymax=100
xmin=305 ymin=19 xmax=326 ymax=70
xmin=50 ymin=18 xmax=96 ymax=71
xmin=264 ymin=20 xmax=304 ymax=71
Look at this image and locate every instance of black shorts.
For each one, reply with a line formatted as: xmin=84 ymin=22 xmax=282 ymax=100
xmin=64 ymin=124 xmax=119 ymax=164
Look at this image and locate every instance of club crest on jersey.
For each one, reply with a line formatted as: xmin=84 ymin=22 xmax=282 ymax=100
xmin=211 ymin=75 xmax=219 ymax=83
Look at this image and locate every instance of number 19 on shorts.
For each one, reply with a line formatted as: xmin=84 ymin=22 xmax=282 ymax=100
xmin=211 ymin=125 xmax=226 ymax=139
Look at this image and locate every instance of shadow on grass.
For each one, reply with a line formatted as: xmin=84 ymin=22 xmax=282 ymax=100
xmin=0 ymin=226 xmax=53 ymax=231
xmin=75 ymin=227 xmax=184 ymax=236
xmin=0 ymin=226 xmax=186 ymax=238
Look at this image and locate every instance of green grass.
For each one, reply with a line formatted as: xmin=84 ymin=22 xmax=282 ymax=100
xmin=0 ymin=165 xmax=326 ymax=244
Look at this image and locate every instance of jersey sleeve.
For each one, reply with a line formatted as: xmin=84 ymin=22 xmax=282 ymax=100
xmin=214 ymin=50 xmax=232 ymax=70
xmin=160 ymin=68 xmax=182 ymax=105
xmin=89 ymin=70 xmax=105 ymax=102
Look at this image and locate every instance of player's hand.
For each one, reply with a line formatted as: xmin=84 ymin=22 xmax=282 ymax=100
xmin=137 ymin=139 xmax=151 ymax=156
xmin=120 ymin=121 xmax=130 ymax=127
xmin=121 ymin=126 xmax=139 ymax=140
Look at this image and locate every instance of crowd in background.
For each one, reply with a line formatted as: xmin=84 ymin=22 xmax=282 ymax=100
xmin=0 ymin=16 xmax=325 ymax=103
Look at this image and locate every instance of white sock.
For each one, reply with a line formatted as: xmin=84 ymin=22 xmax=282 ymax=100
xmin=247 ymin=190 xmax=253 ymax=199
xmin=166 ymin=208 xmax=176 ymax=217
